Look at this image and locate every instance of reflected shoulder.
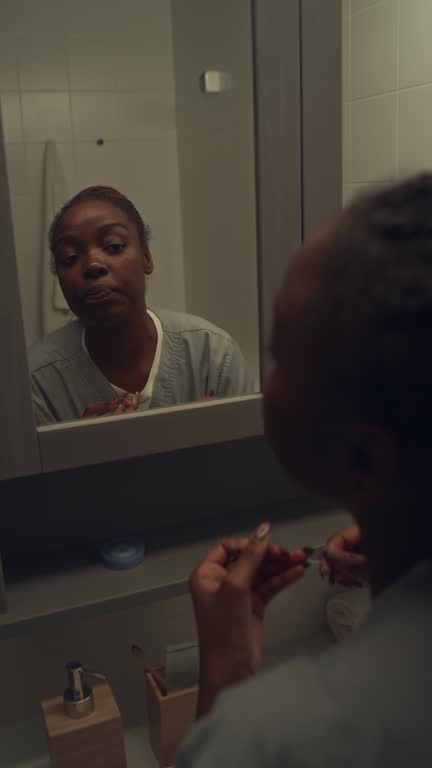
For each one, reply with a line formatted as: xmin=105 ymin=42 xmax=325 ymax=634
xmin=27 ymin=320 xmax=83 ymax=373
xmin=151 ymin=307 xmax=232 ymax=341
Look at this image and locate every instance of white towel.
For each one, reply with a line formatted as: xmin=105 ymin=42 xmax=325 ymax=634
xmin=41 ymin=141 xmax=73 ymax=335
xmin=326 ymin=587 xmax=372 ymax=642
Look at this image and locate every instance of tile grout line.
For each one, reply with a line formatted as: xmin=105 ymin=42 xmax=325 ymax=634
xmin=64 ymin=47 xmax=78 ymax=185
xmin=395 ymin=0 xmax=401 ymax=177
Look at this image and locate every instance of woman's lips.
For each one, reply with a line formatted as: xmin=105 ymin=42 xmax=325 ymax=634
xmin=84 ymin=287 xmax=115 ymax=304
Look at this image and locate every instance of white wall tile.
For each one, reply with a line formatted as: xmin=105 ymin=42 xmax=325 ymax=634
xmin=0 ymin=50 xmax=18 ymax=91
xmin=351 ymin=0 xmax=397 ymax=99
xmin=114 ymin=46 xmax=174 ymax=94
xmin=6 ymin=0 xmax=66 ymax=43
xmin=351 ymin=0 xmax=381 ymax=11
xmin=74 ymin=138 xmax=179 ymax=221
xmin=68 ymin=46 xmax=173 ymax=94
xmin=71 ymin=93 xmax=175 ymax=141
xmin=351 ymin=93 xmax=397 ymax=182
xmin=344 ymin=182 xmax=389 ymax=208
xmin=21 ymin=93 xmax=72 ymax=142
xmin=343 ymin=184 xmax=355 ymax=206
xmin=343 ymin=101 xmax=352 ymax=183
xmin=353 ymin=181 xmax=388 ymax=195
xmin=0 ymin=93 xmax=23 ymax=142
xmin=18 ymin=48 xmax=68 ymax=91
xmin=68 ymin=49 xmax=117 ymax=91
xmin=342 ymin=3 xmax=351 ymax=101
xmin=71 ymin=93 xmax=126 ymax=140
xmin=5 ymin=143 xmax=28 ymax=197
xmin=74 ymin=141 xmax=125 ymax=190
xmin=64 ymin=0 xmax=131 ymax=43
xmin=64 ymin=0 xmax=171 ymax=44
xmin=399 ymin=0 xmax=432 ymax=89
xmin=398 ymin=86 xmax=432 ymax=174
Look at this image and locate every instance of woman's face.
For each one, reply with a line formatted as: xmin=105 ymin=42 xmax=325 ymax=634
xmin=52 ymin=199 xmax=153 ymax=326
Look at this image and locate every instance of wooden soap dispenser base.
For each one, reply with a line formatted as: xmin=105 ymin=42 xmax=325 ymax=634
xmin=41 ymin=661 xmax=127 ymax=768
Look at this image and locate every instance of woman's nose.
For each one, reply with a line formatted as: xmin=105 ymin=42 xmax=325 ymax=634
xmin=83 ymin=260 xmax=108 ymax=279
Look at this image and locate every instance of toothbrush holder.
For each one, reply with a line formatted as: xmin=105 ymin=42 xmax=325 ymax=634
xmin=145 ymin=666 xmax=198 ymax=768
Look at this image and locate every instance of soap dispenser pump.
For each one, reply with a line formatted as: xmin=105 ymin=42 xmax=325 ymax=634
xmin=63 ymin=660 xmax=100 ymax=718
xmin=41 ymin=661 xmax=127 ymax=768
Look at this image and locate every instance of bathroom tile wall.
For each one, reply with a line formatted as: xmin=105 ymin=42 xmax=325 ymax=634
xmin=343 ymin=0 xmax=432 ymax=204
xmin=0 ymin=0 xmax=186 ymax=347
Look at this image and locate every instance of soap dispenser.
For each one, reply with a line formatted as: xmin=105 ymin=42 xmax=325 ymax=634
xmin=41 ymin=661 xmax=127 ymax=768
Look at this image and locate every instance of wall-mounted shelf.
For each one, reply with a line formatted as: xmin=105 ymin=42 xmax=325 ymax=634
xmin=0 ymin=535 xmax=212 ymax=632
xmin=0 ymin=503 xmax=351 ymax=633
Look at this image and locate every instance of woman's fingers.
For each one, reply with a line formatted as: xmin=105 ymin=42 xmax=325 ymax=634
xmin=256 ymin=564 xmax=306 ymax=605
xmin=326 ymin=545 xmax=366 ymax=568
xmin=320 ymin=551 xmax=367 ymax=585
xmin=197 ymin=537 xmax=307 ymax=580
xmin=320 ymin=555 xmax=331 ymax=580
xmin=82 ymin=398 xmax=123 ymax=417
xmin=112 ymin=393 xmax=140 ymax=414
xmin=199 ymin=538 xmax=249 ymax=568
xmin=256 ymin=548 xmax=306 ymax=584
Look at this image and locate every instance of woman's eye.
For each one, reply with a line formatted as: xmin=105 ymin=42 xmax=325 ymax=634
xmin=61 ymin=254 xmax=79 ymax=268
xmin=105 ymin=242 xmax=126 ymax=255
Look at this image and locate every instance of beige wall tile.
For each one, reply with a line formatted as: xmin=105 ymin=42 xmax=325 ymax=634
xmin=351 ymin=93 xmax=397 ymax=182
xmin=399 ymin=0 xmax=432 ymax=88
xmin=398 ymin=85 xmax=432 ymax=174
xmin=351 ymin=0 xmax=397 ymax=99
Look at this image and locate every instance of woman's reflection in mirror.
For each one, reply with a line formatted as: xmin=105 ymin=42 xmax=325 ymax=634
xmin=29 ymin=186 xmax=255 ymax=424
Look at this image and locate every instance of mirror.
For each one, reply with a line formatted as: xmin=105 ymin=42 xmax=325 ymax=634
xmin=0 ymin=0 xmax=260 ymax=426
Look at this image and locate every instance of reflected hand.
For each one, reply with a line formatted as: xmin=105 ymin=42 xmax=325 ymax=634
xmin=81 ymin=393 xmax=139 ymax=418
xmin=189 ymin=523 xmax=307 ymax=716
xmin=320 ymin=524 xmax=369 ymax=586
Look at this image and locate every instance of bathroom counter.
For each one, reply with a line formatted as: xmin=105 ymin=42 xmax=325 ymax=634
xmin=12 ymin=724 xmax=159 ymax=768
xmin=3 ymin=507 xmax=349 ymax=768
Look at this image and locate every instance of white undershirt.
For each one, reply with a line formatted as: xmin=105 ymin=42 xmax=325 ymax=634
xmin=82 ymin=308 xmax=163 ymax=405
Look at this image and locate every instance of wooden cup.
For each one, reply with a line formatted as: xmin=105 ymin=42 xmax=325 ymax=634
xmin=145 ymin=666 xmax=198 ymax=768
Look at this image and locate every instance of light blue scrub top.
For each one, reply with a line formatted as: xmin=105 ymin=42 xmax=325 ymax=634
xmin=177 ymin=560 xmax=432 ymax=767
xmin=28 ymin=308 xmax=256 ymax=424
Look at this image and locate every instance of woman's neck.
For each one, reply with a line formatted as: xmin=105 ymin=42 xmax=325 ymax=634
xmin=84 ymin=305 xmax=156 ymax=372
xmin=359 ymin=493 xmax=430 ymax=597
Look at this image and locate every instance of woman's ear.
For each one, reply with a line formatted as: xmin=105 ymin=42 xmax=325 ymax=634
xmin=143 ymin=247 xmax=154 ymax=275
xmin=344 ymin=425 xmax=400 ymax=508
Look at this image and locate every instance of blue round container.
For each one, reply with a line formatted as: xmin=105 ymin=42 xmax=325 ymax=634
xmin=100 ymin=538 xmax=145 ymax=570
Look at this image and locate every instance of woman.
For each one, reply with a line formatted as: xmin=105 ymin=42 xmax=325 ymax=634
xmin=29 ymin=186 xmax=255 ymax=424
xmin=177 ymin=175 xmax=432 ymax=766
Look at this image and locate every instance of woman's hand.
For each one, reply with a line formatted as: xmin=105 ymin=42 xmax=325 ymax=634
xmin=320 ymin=524 xmax=369 ymax=586
xmin=82 ymin=393 xmax=139 ymax=418
xmin=189 ymin=523 xmax=308 ymax=717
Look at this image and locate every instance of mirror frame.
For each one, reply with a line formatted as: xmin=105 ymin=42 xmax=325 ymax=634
xmin=0 ymin=0 xmax=341 ymax=482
